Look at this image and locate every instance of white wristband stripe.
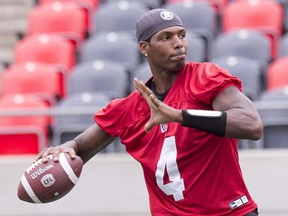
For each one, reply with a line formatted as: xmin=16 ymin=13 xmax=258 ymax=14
xmin=59 ymin=153 xmax=79 ymax=185
xmin=21 ymin=174 xmax=42 ymax=204
xmin=186 ymin=109 xmax=222 ymax=117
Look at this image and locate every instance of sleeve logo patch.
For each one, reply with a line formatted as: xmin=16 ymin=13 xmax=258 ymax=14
xmin=229 ymin=195 xmax=248 ymax=210
xmin=160 ymin=124 xmax=168 ymax=133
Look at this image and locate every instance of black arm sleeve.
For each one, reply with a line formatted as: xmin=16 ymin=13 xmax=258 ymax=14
xmin=181 ymin=110 xmax=227 ymax=137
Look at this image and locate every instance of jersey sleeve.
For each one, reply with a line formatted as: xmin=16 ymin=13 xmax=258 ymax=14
xmin=189 ymin=62 xmax=242 ymax=105
xmin=94 ymin=98 xmax=124 ymax=137
xmin=94 ymin=92 xmax=148 ymax=138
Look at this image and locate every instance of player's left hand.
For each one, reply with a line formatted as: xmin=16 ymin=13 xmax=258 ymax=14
xmin=133 ymin=77 xmax=182 ymax=133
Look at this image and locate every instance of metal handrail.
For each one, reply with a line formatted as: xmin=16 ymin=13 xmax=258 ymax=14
xmin=0 ymin=107 xmax=101 ymax=116
xmin=1 ymin=102 xmax=288 ymax=117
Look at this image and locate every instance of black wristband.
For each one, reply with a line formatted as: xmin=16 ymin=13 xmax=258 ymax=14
xmin=181 ymin=110 xmax=227 ymax=137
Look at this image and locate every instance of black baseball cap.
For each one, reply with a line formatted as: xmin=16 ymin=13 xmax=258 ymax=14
xmin=136 ymin=8 xmax=184 ymax=42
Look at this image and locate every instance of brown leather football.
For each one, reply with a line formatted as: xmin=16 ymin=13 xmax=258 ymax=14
xmin=17 ymin=152 xmax=83 ymax=203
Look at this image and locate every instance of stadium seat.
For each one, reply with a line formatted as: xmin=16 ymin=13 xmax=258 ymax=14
xmin=165 ymin=1 xmax=217 ymax=60
xmin=52 ymin=92 xmax=110 ymax=146
xmin=223 ymin=0 xmax=284 ymax=34
xmin=132 ymin=62 xmax=152 ymax=90
xmin=92 ymin=1 xmax=148 ymax=34
xmin=186 ymin=31 xmax=207 ymax=62
xmin=0 ymin=62 xmax=67 ymax=102
xmin=255 ymin=87 xmax=288 ymax=148
xmin=278 ymin=33 xmax=288 ymax=57
xmin=222 ymin=0 xmax=284 ymax=59
xmin=39 ymin=0 xmax=98 ymax=37
xmin=266 ymin=56 xmax=288 ymax=90
xmin=68 ymin=60 xmax=130 ymax=99
xmin=53 ymin=91 xmax=123 ymax=152
xmin=212 ymin=29 xmax=271 ymax=67
xmin=28 ymin=1 xmax=87 ymax=41
xmin=105 ymin=0 xmax=162 ymax=8
xmin=39 ymin=0 xmax=100 ymax=9
xmin=284 ymin=2 xmax=288 ymax=32
xmin=166 ymin=0 xmax=228 ymax=14
xmin=0 ymin=94 xmax=50 ymax=154
xmin=165 ymin=1 xmax=217 ymax=34
xmin=211 ymin=56 xmax=264 ymax=101
xmin=14 ymin=34 xmax=76 ymax=71
xmin=79 ymin=32 xmax=142 ymax=70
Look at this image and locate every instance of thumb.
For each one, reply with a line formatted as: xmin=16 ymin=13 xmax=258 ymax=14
xmin=144 ymin=120 xmax=154 ymax=133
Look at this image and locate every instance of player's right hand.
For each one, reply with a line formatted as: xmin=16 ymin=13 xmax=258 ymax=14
xmin=34 ymin=141 xmax=77 ymax=163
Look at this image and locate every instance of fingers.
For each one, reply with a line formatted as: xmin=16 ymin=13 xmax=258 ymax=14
xmin=144 ymin=121 xmax=153 ymax=133
xmin=149 ymin=93 xmax=160 ymax=110
xmin=34 ymin=146 xmax=77 ymax=163
xmin=133 ymin=77 xmax=153 ymax=99
xmin=134 ymin=77 xmax=160 ymax=133
xmin=34 ymin=147 xmax=51 ymax=163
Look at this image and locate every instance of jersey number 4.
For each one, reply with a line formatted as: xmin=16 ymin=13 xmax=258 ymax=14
xmin=155 ymin=136 xmax=185 ymax=201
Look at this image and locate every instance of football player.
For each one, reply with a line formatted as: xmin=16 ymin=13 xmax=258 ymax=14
xmin=36 ymin=9 xmax=262 ymax=216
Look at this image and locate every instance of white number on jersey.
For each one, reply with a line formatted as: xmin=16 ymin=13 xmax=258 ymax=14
xmin=155 ymin=136 xmax=185 ymax=201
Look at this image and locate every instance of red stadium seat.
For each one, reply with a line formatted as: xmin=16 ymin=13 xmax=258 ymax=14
xmin=39 ymin=0 xmax=99 ymax=36
xmin=0 ymin=94 xmax=51 ymax=155
xmin=14 ymin=34 xmax=76 ymax=71
xmin=222 ymin=0 xmax=284 ymax=34
xmin=0 ymin=62 xmax=67 ymax=101
xmin=222 ymin=0 xmax=284 ymax=59
xmin=266 ymin=56 xmax=288 ymax=90
xmin=28 ymin=1 xmax=87 ymax=41
xmin=39 ymin=0 xmax=100 ymax=9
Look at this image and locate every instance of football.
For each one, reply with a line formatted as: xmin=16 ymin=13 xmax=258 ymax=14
xmin=17 ymin=152 xmax=83 ymax=204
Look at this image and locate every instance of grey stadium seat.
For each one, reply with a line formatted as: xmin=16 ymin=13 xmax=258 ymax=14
xmin=165 ymin=1 xmax=218 ymax=60
xmin=278 ymin=33 xmax=288 ymax=58
xmin=212 ymin=29 xmax=271 ymax=67
xmin=211 ymin=55 xmax=264 ymax=101
xmin=79 ymin=31 xmax=142 ymax=70
xmin=255 ymin=87 xmax=288 ymax=148
xmin=186 ymin=31 xmax=207 ymax=62
xmin=92 ymin=1 xmax=148 ymax=34
xmin=68 ymin=59 xmax=130 ymax=99
xmin=52 ymin=92 xmax=122 ymax=152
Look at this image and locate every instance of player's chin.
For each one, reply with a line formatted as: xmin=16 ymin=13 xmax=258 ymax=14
xmin=166 ymin=57 xmax=186 ymax=72
xmin=173 ymin=60 xmax=186 ymax=71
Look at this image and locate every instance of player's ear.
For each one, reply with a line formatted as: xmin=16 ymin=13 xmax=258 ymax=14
xmin=139 ymin=41 xmax=149 ymax=57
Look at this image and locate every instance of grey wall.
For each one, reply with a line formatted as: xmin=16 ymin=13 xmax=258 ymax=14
xmin=1 ymin=149 xmax=288 ymax=216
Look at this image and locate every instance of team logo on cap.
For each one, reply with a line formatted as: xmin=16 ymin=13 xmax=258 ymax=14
xmin=160 ymin=10 xmax=174 ymax=20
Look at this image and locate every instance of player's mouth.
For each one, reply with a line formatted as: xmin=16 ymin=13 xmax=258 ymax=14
xmin=171 ymin=53 xmax=186 ymax=61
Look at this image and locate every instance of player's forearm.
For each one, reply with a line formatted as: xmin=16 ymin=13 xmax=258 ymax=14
xmin=73 ymin=124 xmax=114 ymax=164
xmin=224 ymin=108 xmax=263 ymax=140
xmin=180 ymin=108 xmax=262 ymax=140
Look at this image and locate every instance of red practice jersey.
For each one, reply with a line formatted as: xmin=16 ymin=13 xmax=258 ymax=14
xmin=94 ymin=62 xmax=258 ymax=216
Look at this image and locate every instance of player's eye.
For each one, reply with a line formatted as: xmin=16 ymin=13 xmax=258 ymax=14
xmin=180 ymin=33 xmax=186 ymax=39
xmin=162 ymin=35 xmax=169 ymax=41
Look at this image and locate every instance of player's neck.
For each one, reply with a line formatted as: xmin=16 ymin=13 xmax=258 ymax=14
xmin=150 ymin=81 xmax=170 ymax=101
xmin=152 ymin=71 xmax=179 ymax=94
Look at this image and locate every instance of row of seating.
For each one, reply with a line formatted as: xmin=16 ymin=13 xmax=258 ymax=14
xmin=4 ymin=32 xmax=288 ymax=91
xmin=1 ymin=0 xmax=288 ymax=154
